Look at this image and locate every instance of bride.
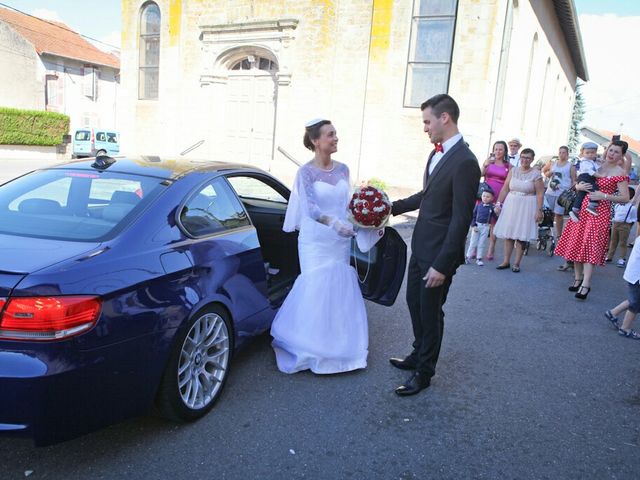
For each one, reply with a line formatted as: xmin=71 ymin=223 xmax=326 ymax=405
xmin=270 ymin=119 xmax=368 ymax=374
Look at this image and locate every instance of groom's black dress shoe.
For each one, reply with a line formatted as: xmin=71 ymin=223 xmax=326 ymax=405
xmin=395 ymin=372 xmax=431 ymax=396
xmin=389 ymin=357 xmax=417 ymax=371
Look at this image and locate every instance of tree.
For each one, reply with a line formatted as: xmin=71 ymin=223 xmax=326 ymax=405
xmin=567 ymin=80 xmax=585 ymax=154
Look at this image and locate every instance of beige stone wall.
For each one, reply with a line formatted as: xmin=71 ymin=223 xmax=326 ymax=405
xmin=118 ymin=0 xmax=580 ymax=189
xmin=0 ymin=20 xmax=43 ymax=111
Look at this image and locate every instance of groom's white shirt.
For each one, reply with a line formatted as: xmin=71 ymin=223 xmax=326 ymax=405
xmin=429 ymin=133 xmax=462 ymax=175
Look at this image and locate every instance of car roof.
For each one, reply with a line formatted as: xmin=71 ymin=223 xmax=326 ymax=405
xmin=45 ymin=156 xmax=265 ymax=180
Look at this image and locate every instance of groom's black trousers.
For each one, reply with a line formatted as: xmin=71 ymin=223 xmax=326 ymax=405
xmin=405 ymin=254 xmax=453 ymax=378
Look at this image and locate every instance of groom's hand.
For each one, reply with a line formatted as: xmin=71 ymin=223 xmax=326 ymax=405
xmin=423 ymin=267 xmax=445 ymax=288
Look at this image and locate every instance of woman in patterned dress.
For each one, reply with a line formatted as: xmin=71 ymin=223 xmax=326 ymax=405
xmin=555 ymin=141 xmax=631 ymax=299
xmin=493 ymin=148 xmax=544 ymax=272
xmin=481 ymin=140 xmax=511 ymax=260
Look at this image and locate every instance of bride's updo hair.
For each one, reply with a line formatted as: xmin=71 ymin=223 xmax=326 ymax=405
xmin=303 ymin=119 xmax=332 ymax=151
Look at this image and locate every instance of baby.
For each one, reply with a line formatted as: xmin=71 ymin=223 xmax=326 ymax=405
xmin=570 ymin=141 xmax=600 ymax=222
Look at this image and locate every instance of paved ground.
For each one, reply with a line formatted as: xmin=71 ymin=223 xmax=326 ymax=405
xmin=1 ymin=213 xmax=640 ymax=479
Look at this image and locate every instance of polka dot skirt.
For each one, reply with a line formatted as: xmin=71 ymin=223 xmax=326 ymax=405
xmin=555 ymin=176 xmax=628 ymax=266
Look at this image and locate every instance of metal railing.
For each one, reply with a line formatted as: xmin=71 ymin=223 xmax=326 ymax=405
xmin=180 ymin=140 xmax=205 ymax=156
xmin=277 ymin=146 xmax=302 ymax=167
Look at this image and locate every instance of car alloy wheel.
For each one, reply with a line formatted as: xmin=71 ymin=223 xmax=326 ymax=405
xmin=156 ymin=306 xmax=233 ymax=421
xmin=178 ymin=311 xmax=230 ymax=410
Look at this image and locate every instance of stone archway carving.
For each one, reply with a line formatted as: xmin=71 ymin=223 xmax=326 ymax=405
xmin=199 ymin=19 xmax=297 ymax=86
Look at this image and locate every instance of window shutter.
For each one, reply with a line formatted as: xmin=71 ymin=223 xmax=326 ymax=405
xmin=57 ymin=72 xmax=65 ymax=108
xmin=93 ymin=69 xmax=99 ymax=101
xmin=83 ymin=66 xmax=94 ymax=98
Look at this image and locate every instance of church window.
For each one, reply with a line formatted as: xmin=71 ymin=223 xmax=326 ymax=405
xmin=139 ymin=2 xmax=161 ymax=100
xmin=404 ymin=0 xmax=458 ymax=107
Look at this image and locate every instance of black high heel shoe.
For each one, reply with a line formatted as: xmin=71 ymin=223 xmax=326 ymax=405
xmin=568 ymin=278 xmax=583 ymax=292
xmin=575 ymin=285 xmax=591 ymax=300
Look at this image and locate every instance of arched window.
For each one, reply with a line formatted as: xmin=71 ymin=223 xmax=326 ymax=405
xmin=139 ymin=2 xmax=160 ymax=100
xmin=536 ymin=58 xmax=551 ymax=136
xmin=230 ymin=55 xmax=278 ymax=72
xmin=520 ymin=33 xmax=538 ymax=131
xmin=495 ymin=0 xmax=517 ymax=120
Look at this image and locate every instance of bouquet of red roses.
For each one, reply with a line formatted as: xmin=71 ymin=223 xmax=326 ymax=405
xmin=348 ymin=185 xmax=392 ymax=229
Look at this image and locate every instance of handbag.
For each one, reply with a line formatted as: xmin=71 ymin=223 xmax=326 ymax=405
xmin=477 ymin=181 xmax=494 ymax=200
xmin=557 ymin=188 xmax=577 ymax=214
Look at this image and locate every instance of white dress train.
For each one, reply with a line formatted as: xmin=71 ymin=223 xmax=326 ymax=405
xmin=270 ymin=161 xmax=368 ymax=374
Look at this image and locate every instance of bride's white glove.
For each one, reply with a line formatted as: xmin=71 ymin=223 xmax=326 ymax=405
xmin=325 ymin=216 xmax=355 ymax=237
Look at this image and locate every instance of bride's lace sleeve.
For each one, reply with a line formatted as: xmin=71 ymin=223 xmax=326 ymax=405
xmin=282 ymin=165 xmax=322 ymax=232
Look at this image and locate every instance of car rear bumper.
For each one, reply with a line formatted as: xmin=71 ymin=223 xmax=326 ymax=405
xmin=0 ymin=331 xmax=173 ymax=445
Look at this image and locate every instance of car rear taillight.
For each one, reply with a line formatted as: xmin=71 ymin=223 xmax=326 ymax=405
xmin=0 ymin=296 xmax=101 ymax=341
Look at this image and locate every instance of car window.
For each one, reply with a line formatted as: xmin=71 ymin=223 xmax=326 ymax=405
xmin=75 ymin=130 xmax=91 ymax=141
xmin=89 ymin=178 xmax=142 ymax=203
xmin=96 ymin=132 xmax=107 ymax=142
xmin=0 ymin=170 xmax=166 ymax=241
xmin=107 ymin=132 xmax=118 ymax=143
xmin=226 ymin=176 xmax=287 ymax=203
xmin=8 ymin=176 xmax=71 ymax=209
xmin=180 ymin=177 xmax=250 ymax=237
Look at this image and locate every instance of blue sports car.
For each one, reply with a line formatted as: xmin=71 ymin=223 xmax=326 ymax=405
xmin=0 ymin=156 xmax=406 ymax=445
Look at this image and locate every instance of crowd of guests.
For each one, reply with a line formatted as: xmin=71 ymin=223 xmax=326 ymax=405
xmin=465 ymin=137 xmax=640 ymax=339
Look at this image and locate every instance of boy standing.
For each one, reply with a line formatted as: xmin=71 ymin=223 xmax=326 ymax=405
xmin=570 ymin=141 xmax=600 ymax=222
xmin=606 ymin=187 xmax=637 ymax=267
xmin=604 ymin=238 xmax=640 ymax=339
xmin=466 ymin=190 xmax=496 ymax=266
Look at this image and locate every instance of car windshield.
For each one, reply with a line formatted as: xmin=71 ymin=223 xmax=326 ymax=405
xmin=0 ymin=169 xmax=167 ymax=241
xmin=75 ymin=131 xmax=91 ymax=141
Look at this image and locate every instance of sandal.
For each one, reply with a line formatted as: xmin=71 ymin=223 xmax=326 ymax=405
xmin=575 ymin=285 xmax=591 ymax=300
xmin=557 ymin=263 xmax=573 ymax=271
xmin=604 ymin=310 xmax=620 ymax=329
xmin=511 ymin=265 xmax=520 ymax=273
xmin=496 ymin=263 xmax=510 ymax=270
xmin=618 ymin=328 xmax=640 ymax=339
xmin=568 ymin=278 xmax=583 ymax=292
xmin=486 ymin=254 xmax=494 ymax=261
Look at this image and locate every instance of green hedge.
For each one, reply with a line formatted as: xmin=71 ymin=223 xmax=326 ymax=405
xmin=0 ymin=107 xmax=69 ymax=146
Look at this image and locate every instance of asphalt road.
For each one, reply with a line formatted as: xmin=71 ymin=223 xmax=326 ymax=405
xmin=1 ymin=218 xmax=639 ymax=480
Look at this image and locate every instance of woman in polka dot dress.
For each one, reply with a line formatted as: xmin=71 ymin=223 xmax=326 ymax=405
xmin=555 ymin=141 xmax=631 ymax=299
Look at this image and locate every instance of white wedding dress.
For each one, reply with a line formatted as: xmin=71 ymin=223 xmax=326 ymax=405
xmin=270 ymin=161 xmax=368 ymax=374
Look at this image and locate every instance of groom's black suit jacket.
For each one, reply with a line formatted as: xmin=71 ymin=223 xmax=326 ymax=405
xmin=392 ymin=138 xmax=481 ymax=276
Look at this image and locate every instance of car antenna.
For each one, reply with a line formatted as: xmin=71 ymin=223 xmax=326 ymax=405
xmin=91 ymin=155 xmax=116 ymax=170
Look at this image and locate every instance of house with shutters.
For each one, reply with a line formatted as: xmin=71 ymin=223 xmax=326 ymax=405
xmin=0 ymin=7 xmax=120 ymax=134
xmin=119 ymin=0 xmax=587 ymax=188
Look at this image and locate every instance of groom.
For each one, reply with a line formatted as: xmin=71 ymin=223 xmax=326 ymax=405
xmin=390 ymin=94 xmax=480 ymax=396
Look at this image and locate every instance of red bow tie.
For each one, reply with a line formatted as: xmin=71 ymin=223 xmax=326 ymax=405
xmin=434 ymin=143 xmax=444 ymax=153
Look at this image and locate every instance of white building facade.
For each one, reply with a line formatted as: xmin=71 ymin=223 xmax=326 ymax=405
xmin=0 ymin=7 xmax=120 ymax=135
xmin=119 ymin=0 xmax=587 ymax=189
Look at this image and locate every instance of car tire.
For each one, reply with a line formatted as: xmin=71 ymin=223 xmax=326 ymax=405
xmin=96 ymin=150 xmax=107 ymax=156
xmin=156 ymin=305 xmax=234 ymax=422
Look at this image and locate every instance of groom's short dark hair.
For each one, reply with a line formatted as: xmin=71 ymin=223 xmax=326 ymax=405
xmin=421 ymin=94 xmax=460 ymax=124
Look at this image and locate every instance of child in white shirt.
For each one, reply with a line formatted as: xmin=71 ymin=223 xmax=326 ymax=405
xmin=606 ymin=187 xmax=637 ymax=266
xmin=604 ymin=237 xmax=640 ymax=339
